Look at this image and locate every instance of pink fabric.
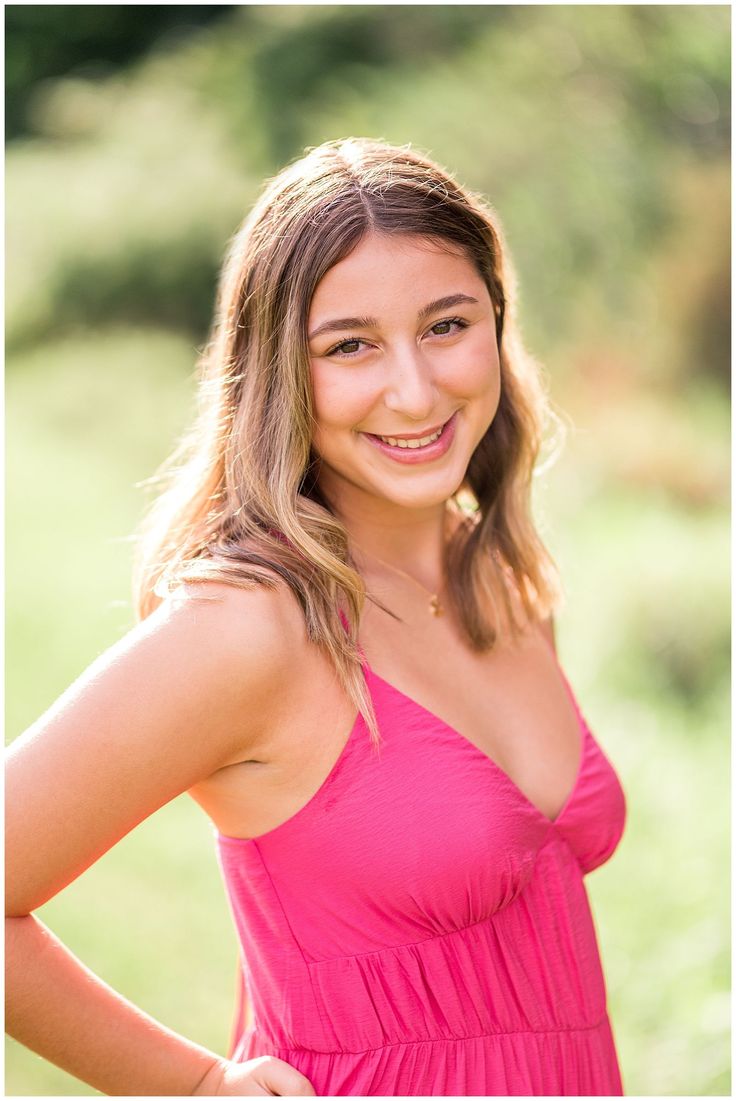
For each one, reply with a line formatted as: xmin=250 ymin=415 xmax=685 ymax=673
xmin=215 ymin=637 xmax=627 ymax=1096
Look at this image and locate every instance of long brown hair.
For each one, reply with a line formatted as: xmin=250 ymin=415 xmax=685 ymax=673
xmin=132 ymin=137 xmax=564 ymax=747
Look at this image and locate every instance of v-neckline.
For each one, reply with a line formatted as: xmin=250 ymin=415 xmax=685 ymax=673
xmin=361 ymin=659 xmax=588 ymax=829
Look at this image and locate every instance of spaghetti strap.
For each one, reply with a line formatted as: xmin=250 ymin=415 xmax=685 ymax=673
xmin=337 ymin=605 xmax=370 ymax=669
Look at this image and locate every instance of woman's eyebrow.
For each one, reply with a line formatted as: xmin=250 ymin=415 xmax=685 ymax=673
xmin=308 ymin=314 xmax=375 ymax=341
xmin=417 ymin=293 xmax=479 ymax=323
xmin=307 ymin=293 xmax=480 ymax=341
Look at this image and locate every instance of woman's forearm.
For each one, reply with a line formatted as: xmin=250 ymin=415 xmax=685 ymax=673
xmin=5 ymin=914 xmax=222 ymax=1096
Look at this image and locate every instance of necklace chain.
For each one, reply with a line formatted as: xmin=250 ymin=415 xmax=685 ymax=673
xmin=359 ymin=549 xmax=445 ymax=616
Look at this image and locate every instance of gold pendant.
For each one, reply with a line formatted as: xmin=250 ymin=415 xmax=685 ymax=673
xmin=429 ymin=595 xmax=443 ymax=616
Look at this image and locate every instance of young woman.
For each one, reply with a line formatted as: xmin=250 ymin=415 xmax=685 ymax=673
xmin=6 ymin=138 xmax=627 ymax=1096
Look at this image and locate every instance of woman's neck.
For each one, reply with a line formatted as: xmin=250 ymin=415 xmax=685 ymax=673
xmin=333 ymin=495 xmax=466 ymax=593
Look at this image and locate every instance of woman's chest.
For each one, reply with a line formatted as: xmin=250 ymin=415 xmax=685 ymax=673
xmin=198 ymin=609 xmax=626 ymax=905
xmin=357 ymin=605 xmax=586 ymax=821
xmin=191 ymin=619 xmax=578 ymax=840
xmin=220 ymin=686 xmax=625 ymax=962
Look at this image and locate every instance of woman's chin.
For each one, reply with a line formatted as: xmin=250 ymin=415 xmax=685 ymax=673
xmin=362 ymin=475 xmax=465 ymax=512
xmin=311 ymin=449 xmax=470 ymax=513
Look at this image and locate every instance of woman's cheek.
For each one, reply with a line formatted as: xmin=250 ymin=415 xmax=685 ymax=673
xmin=440 ymin=328 xmax=499 ymax=387
xmin=439 ymin=352 xmax=499 ymax=402
xmin=311 ymin=369 xmax=375 ymax=428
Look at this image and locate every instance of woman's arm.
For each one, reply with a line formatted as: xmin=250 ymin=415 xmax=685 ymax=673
xmin=6 ymin=581 xmax=314 ymax=1096
xmin=6 ymin=913 xmax=225 ymax=1096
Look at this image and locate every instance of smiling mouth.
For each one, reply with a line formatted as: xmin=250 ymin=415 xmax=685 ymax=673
xmin=364 ymin=416 xmax=451 ymax=449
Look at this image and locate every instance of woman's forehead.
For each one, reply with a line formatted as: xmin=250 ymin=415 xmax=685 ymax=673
xmin=308 ymin=233 xmax=484 ymax=319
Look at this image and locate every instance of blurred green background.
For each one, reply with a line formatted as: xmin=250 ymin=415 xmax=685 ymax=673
xmin=5 ymin=4 xmax=730 ymax=1096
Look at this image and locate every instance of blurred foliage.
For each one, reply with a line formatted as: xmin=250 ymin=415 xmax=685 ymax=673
xmin=5 ymin=4 xmax=730 ymax=1097
xmin=6 ymin=4 xmax=730 ymax=384
xmin=5 ymin=4 xmax=233 ymax=139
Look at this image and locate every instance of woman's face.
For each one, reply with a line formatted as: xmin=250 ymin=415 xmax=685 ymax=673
xmin=307 ymin=231 xmax=501 ymax=513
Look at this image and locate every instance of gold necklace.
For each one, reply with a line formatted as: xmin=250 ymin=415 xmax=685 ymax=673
xmin=353 ymin=545 xmax=446 ymax=617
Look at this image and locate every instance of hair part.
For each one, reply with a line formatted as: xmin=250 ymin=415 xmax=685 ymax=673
xmin=132 ymin=137 xmax=566 ymax=748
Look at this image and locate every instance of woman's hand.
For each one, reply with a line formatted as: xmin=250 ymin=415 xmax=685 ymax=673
xmin=193 ymin=1055 xmax=316 ymax=1096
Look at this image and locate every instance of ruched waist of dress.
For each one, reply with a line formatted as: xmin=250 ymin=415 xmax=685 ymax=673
xmin=236 ymin=1016 xmax=624 ymax=1096
xmin=242 ymin=862 xmax=610 ymax=1058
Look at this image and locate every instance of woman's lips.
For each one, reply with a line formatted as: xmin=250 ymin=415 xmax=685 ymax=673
xmin=361 ymin=412 xmax=457 ymax=464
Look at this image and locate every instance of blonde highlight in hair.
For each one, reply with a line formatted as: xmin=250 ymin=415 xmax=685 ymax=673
xmin=132 ymin=137 xmax=565 ymax=749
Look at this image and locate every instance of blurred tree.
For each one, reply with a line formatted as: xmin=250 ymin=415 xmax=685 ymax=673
xmin=246 ymin=5 xmax=512 ymax=163
xmin=5 ymin=3 xmax=234 ymax=139
xmin=627 ymin=4 xmax=730 ymax=158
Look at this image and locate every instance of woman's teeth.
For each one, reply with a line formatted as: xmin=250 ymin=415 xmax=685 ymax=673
xmin=376 ymin=426 xmax=443 ymax=448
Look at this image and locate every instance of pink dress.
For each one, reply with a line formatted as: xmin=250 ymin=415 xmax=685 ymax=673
xmin=215 ymin=635 xmax=627 ymax=1096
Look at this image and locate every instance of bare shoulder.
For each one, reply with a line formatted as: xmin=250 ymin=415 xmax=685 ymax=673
xmin=5 ymin=572 xmax=310 ymax=916
xmin=157 ymin=575 xmax=308 ymax=676
xmin=125 ymin=573 xmax=314 ymax=760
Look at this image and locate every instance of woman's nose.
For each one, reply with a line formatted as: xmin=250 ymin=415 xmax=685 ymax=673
xmin=382 ymin=345 xmax=438 ymax=422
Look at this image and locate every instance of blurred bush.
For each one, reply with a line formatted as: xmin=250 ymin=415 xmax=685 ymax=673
xmin=5 ymin=4 xmax=233 ymax=139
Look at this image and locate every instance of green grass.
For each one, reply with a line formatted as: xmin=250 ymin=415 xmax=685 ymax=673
xmin=5 ymin=328 xmax=730 ymax=1095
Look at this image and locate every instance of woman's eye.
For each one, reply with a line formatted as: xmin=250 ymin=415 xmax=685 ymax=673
xmin=325 ymin=318 xmax=467 ymax=357
xmin=326 ymin=338 xmax=365 ymax=357
xmin=429 ymin=317 xmax=468 ymax=337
